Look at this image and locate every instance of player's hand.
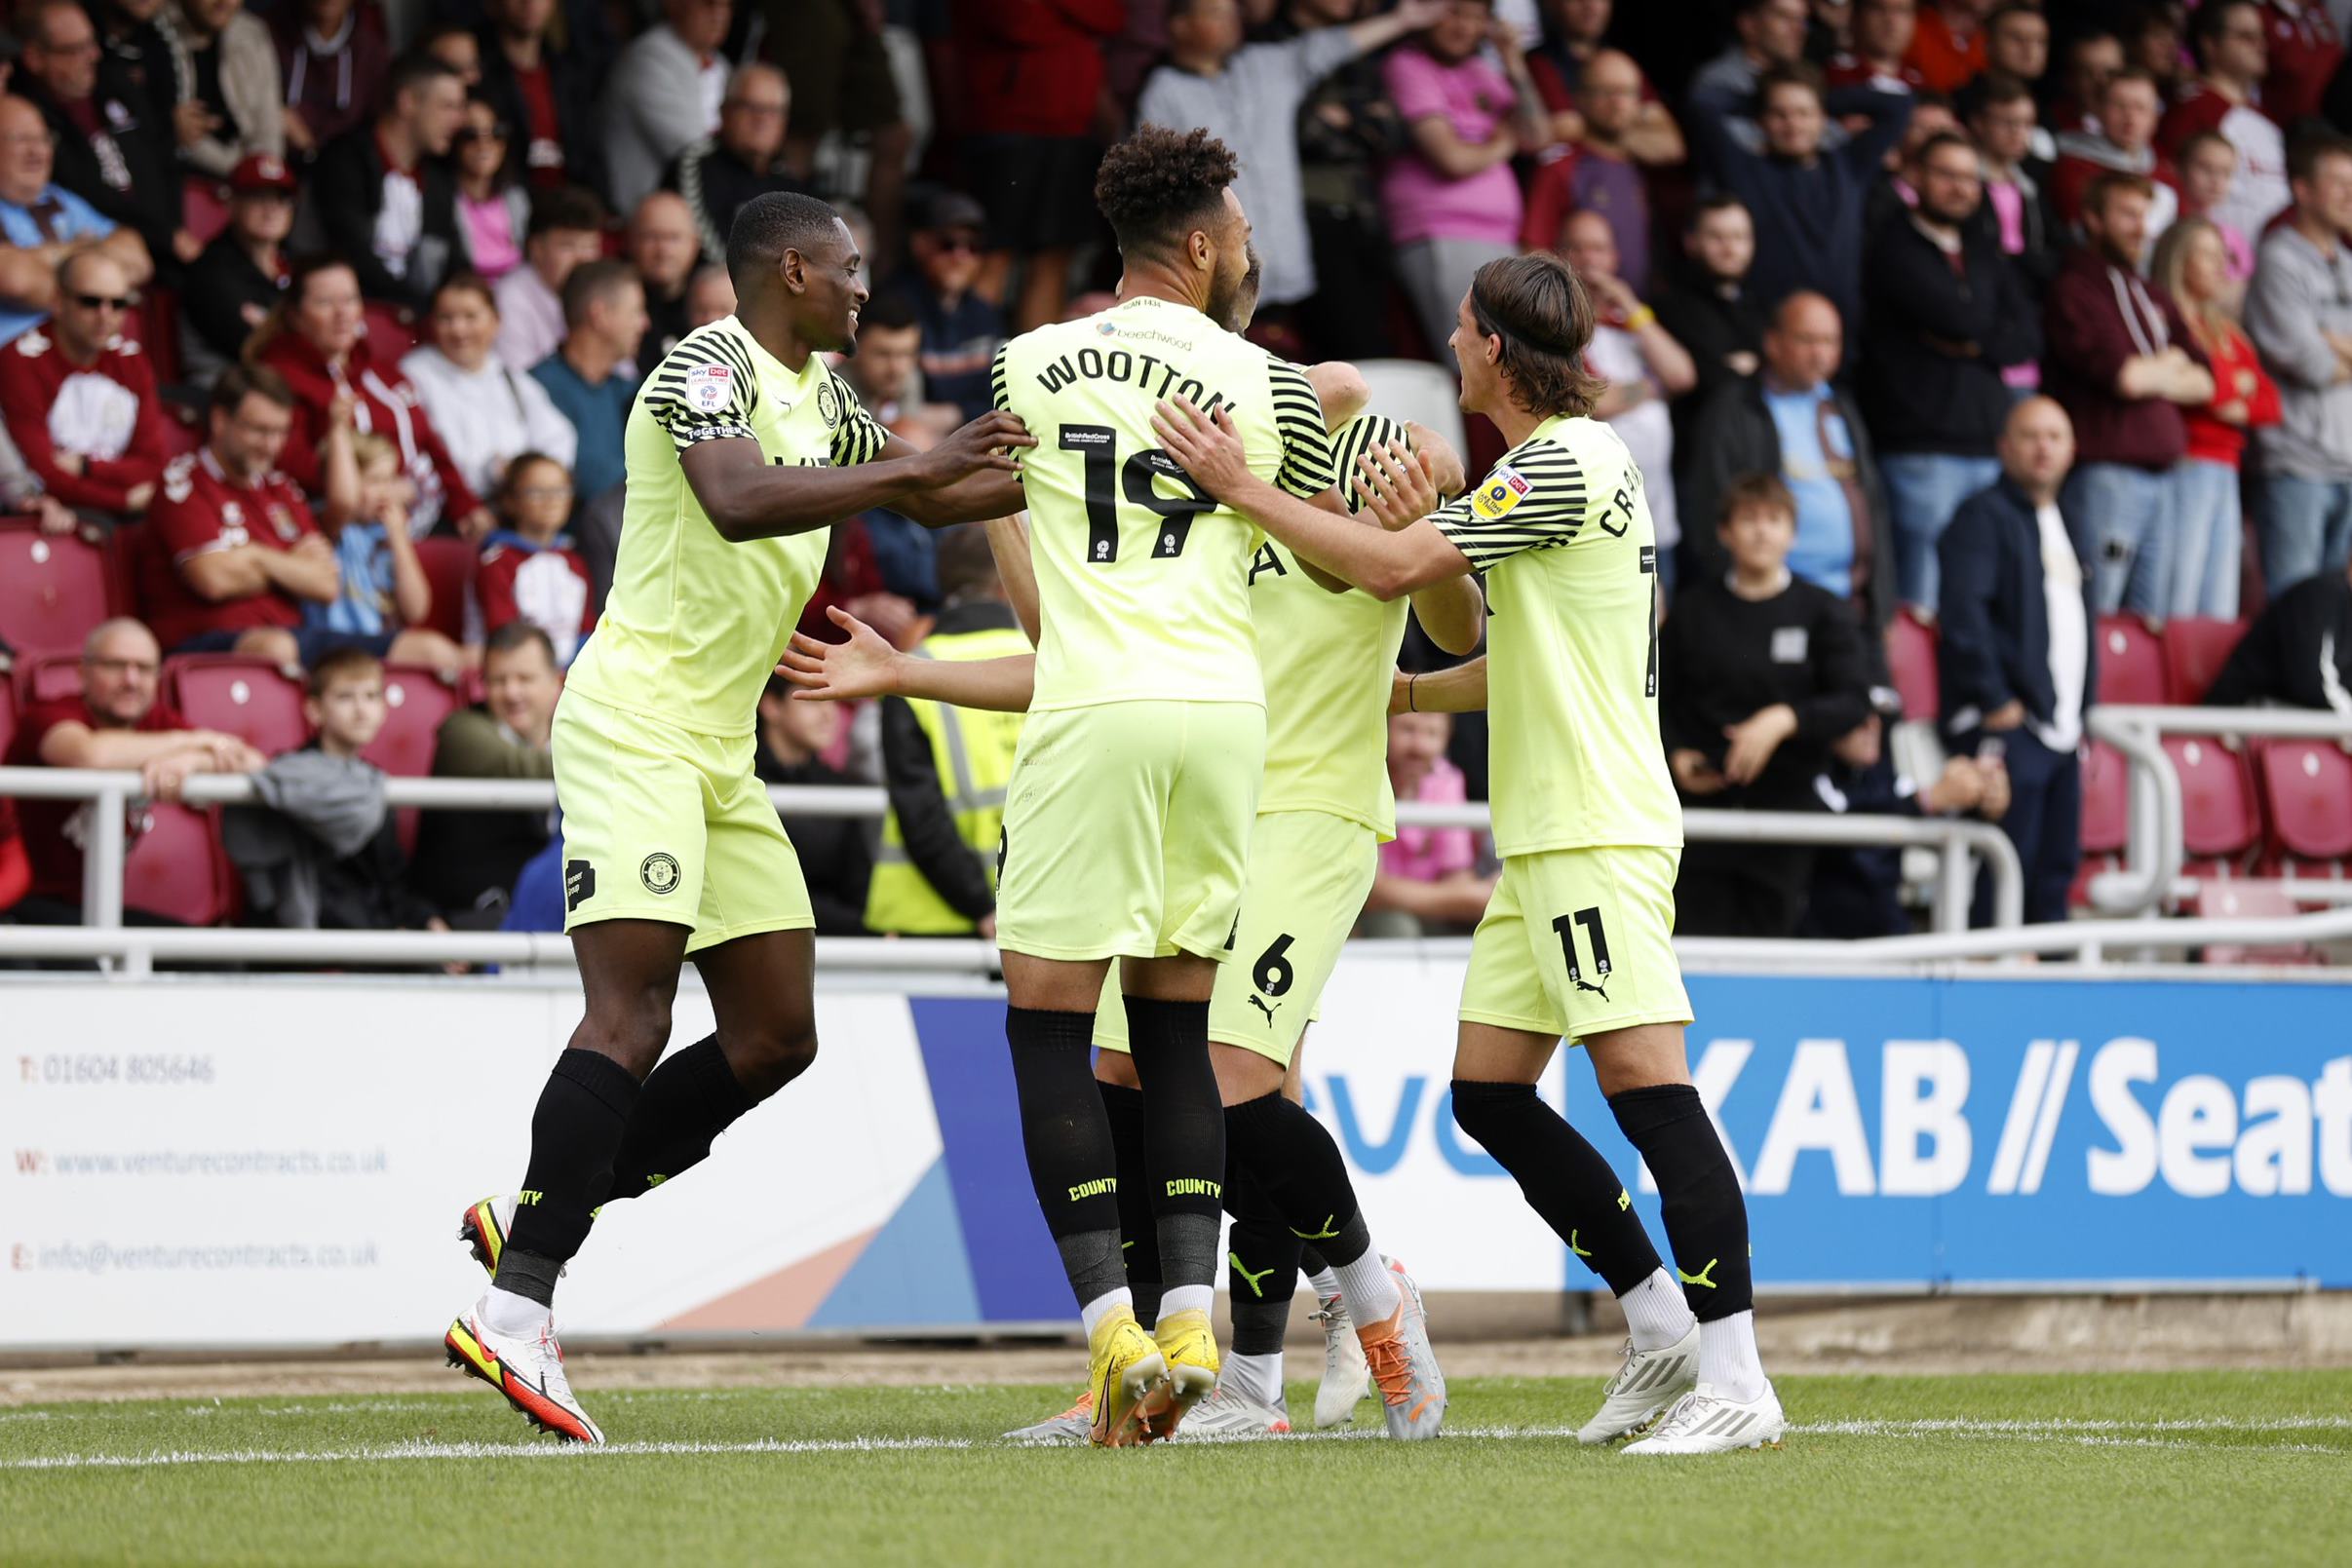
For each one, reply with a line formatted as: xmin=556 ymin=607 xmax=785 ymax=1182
xmin=1669 ymin=747 xmax=1726 ymax=796
xmin=922 ymin=411 xmax=1034 ymax=485
xmin=1149 ymin=396 xmax=1253 ymax=500
xmin=1720 ymin=703 xmax=1797 ymax=786
xmin=777 ymin=606 xmax=902 ymax=702
xmin=1357 ymin=440 xmax=1440 ymax=531
xmin=1404 ymin=421 xmax=1468 ymax=498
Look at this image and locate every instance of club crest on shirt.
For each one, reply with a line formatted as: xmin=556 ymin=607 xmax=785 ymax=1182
xmin=1473 ymin=465 xmax=1533 ymax=520
xmin=266 ymin=504 xmax=297 ymax=542
xmin=684 ymin=363 xmax=733 ymax=413
xmin=817 ymin=379 xmax=841 ymax=430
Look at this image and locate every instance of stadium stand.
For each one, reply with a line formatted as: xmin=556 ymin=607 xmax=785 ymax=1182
xmin=2164 ymin=617 xmax=2251 ymax=705
xmin=0 ymin=524 xmax=114 ymax=658
xmin=2096 ymin=615 xmax=2169 ymax=707
xmin=2166 ymin=734 xmax=2263 ymax=884
xmin=2256 ymin=738 xmax=2352 ymax=878
xmin=120 ymin=801 xmax=237 ymax=926
xmin=166 ymin=656 xmax=309 ymax=757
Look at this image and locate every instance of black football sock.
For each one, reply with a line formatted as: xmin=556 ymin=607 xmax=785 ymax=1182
xmin=1122 ymin=996 xmax=1225 ymax=1298
xmin=499 ymin=1049 xmax=643 ymax=1306
xmin=1007 ymin=1008 xmax=1127 ymax=1311
xmin=1223 ymin=1157 xmax=1304 ymax=1359
xmin=1608 ymin=1084 xmax=1754 ymax=1321
xmin=1099 ymin=1079 xmax=1163 ymax=1326
xmin=598 ymin=1035 xmax=757 ymax=1206
xmin=1223 ymin=1091 xmax=1372 ymax=1267
xmin=1450 ymin=1079 xmax=1664 ymax=1297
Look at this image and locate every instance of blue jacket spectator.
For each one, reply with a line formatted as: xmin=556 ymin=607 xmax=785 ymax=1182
xmin=0 ymin=94 xmax=153 ymax=345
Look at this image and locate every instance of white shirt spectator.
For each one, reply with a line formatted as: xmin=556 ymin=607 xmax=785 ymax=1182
xmin=401 ymin=344 xmax=580 ymax=498
xmin=2036 ymin=501 xmax=2088 ymax=751
xmin=1585 ymin=321 xmax=1680 ymax=551
xmin=492 ymin=266 xmax=565 ymax=373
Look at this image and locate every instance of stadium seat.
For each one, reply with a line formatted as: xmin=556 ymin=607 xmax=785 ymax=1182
xmin=455 ymin=666 xmax=487 ymax=708
xmin=166 ymin=656 xmax=309 ymax=756
xmin=157 ymin=405 xmax=204 ymax=460
xmin=413 ymin=535 xmax=476 ymax=644
xmin=2165 ymin=734 xmax=2260 ymax=880
xmin=2162 ymin=617 xmax=2248 ymax=705
xmin=364 ymin=666 xmax=457 ymax=778
xmin=122 ymin=802 xmax=236 ymax=926
xmin=364 ymin=302 xmax=419 ymax=365
xmin=2256 ymin=739 xmax=2352 ymax=876
xmin=19 ymin=653 xmax=84 ymax=704
xmin=0 ymin=523 xmax=113 ymax=657
xmin=2096 ymin=615 xmax=2167 ymax=705
xmin=2072 ymin=739 xmax=2131 ymax=907
xmin=1353 ymin=360 xmax=1469 ymax=462
xmin=1885 ymin=608 xmax=1938 ymax=720
xmin=0 ymin=675 xmax=16 ymax=764
xmin=2193 ymin=882 xmax=2320 ymax=967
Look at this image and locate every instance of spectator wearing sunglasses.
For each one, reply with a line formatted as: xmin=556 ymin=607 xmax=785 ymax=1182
xmin=665 ymin=62 xmax=801 ymax=267
xmin=885 ymin=186 xmax=1003 ymax=425
xmin=451 ymin=98 xmax=529 ymax=285
xmin=0 ymin=248 xmax=166 ymax=519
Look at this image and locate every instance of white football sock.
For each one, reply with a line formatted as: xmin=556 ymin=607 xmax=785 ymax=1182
xmin=480 ymin=1285 xmax=549 ymax=1337
xmin=1697 ymin=1309 xmax=1768 ymax=1402
xmin=1222 ymin=1351 xmax=1284 ymax=1408
xmin=1307 ymin=1268 xmax=1342 ymax=1306
xmin=1620 ymin=1267 xmax=1697 ymax=1353
xmin=1159 ymin=1282 xmax=1214 ymax=1319
xmin=1079 ymin=1286 xmax=1134 ymax=1341
xmin=1334 ymin=1249 xmax=1402 ymax=1327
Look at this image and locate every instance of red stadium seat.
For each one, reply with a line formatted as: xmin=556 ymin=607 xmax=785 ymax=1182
xmin=158 ymin=405 xmax=204 ymax=460
xmin=455 ymin=665 xmax=486 ymax=707
xmin=122 ymin=802 xmax=236 ymax=925
xmin=0 ymin=523 xmax=114 ymax=657
xmin=2096 ymin=615 xmax=2167 ymax=705
xmin=2256 ymin=739 xmax=2352 ymax=876
xmin=1885 ymin=608 xmax=1938 ymax=720
xmin=364 ymin=302 xmax=419 ymax=365
xmin=0 ymin=676 xmax=16 ymax=763
xmin=365 ymin=665 xmax=457 ymax=777
xmin=166 ymin=656 xmax=309 ymax=756
xmin=2162 ymin=617 xmax=2248 ymax=705
xmin=413 ymin=536 xmax=476 ymax=644
xmin=2165 ymin=734 xmax=2260 ymax=878
xmin=2193 ymin=882 xmax=2321 ymax=967
xmin=2071 ymin=740 xmax=2132 ymax=907
xmin=19 ymin=653 xmax=84 ymax=704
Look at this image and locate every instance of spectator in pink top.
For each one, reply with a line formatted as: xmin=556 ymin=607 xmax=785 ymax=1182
xmin=1367 ymin=709 xmax=1494 ymax=936
xmin=1380 ymin=0 xmax=1550 ymax=355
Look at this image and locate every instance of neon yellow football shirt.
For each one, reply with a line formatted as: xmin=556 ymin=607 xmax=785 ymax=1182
xmin=1429 ymin=413 xmax=1681 ymax=855
xmin=992 ymin=295 xmax=1337 ymax=713
xmin=566 ymin=316 xmax=888 ymax=738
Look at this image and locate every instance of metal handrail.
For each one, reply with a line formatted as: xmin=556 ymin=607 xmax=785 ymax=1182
xmin=0 ymin=767 xmax=2022 ymax=943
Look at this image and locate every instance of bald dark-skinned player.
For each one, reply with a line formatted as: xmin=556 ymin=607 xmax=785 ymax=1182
xmin=443 ymin=192 xmax=1032 ymax=1444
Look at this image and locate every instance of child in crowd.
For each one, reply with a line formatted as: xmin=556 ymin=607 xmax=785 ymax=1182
xmin=309 ymin=431 xmax=466 ymax=669
xmin=1662 ymin=473 xmax=1873 ymax=937
xmin=223 ymin=648 xmax=447 ymax=933
xmin=2176 ymin=130 xmax=2254 ymax=292
xmin=1363 ymin=708 xmax=1495 ymax=937
xmin=474 ymin=452 xmax=595 ymax=665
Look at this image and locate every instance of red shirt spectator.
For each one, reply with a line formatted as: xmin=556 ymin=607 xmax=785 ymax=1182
xmin=952 ymin=0 xmax=1123 ymax=137
xmin=1906 ymin=2 xmax=1987 ymax=94
xmin=2052 ymin=69 xmax=2178 ymax=238
xmin=254 ymin=259 xmax=488 ymax=539
xmin=2261 ymin=0 xmax=2340 ymax=125
xmin=0 ymin=250 xmax=166 ymax=515
xmin=2044 ymin=179 xmax=2213 ymax=473
xmin=475 ymin=449 xmax=595 ymax=664
xmin=138 ymin=367 xmax=336 ymax=653
xmin=5 ymin=617 xmax=261 ymax=905
xmin=2161 ymin=4 xmax=2293 ymax=245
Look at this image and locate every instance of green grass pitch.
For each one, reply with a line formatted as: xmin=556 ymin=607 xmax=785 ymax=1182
xmin=3 ymin=1369 xmax=2347 ymax=1565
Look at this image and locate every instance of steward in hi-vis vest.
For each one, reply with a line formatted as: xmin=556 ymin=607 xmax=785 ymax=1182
xmin=865 ymin=575 xmax=1029 ymax=936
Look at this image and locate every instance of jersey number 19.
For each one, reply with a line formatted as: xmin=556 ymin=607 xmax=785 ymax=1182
xmin=1060 ymin=423 xmax=1216 ymax=564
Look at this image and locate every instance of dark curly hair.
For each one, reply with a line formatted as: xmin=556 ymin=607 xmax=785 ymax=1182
xmin=1093 ymin=125 xmax=1240 ymax=264
xmin=1469 ymin=253 xmax=1607 ymax=419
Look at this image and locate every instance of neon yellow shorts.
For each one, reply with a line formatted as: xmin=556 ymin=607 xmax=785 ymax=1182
xmin=994 ymin=700 xmax=1263 ymax=963
xmin=1095 ymin=809 xmax=1378 ymax=1065
xmin=551 ymin=689 xmax=814 ymax=954
xmin=1459 ymin=847 xmax=1692 ymax=1043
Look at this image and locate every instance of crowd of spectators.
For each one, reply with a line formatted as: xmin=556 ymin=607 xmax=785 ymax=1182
xmin=6 ymin=0 xmax=2352 ymax=947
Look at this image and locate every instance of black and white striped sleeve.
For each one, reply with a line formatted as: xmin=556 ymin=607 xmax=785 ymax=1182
xmin=1428 ymin=440 xmax=1591 ymax=572
xmin=1328 ymin=413 xmax=1407 ymax=516
xmin=828 ymin=371 xmax=889 ymax=467
xmin=989 ymin=342 xmax=1011 ymax=413
xmin=642 ymin=326 xmax=759 ymax=452
xmin=1268 ymin=360 xmax=1338 ymax=499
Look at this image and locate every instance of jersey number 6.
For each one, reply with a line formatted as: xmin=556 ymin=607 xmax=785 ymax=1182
xmin=1060 ymin=423 xmax=1217 ymax=564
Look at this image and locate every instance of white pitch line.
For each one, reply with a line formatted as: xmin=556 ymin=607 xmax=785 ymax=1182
xmin=0 ymin=1417 xmax=2345 ymax=1472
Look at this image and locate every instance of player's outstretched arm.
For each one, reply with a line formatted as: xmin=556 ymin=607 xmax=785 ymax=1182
xmin=1152 ymin=397 xmax=1468 ymax=601
xmin=778 ymin=606 xmax=1037 ymax=712
xmin=1391 ymin=656 xmax=1488 ymax=715
xmin=682 ymin=412 xmax=1034 ymax=542
xmin=984 ymin=514 xmax=1043 ymax=647
xmin=1369 ymin=440 xmax=1485 ymax=655
xmin=881 ymin=427 xmax=1031 ymax=527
